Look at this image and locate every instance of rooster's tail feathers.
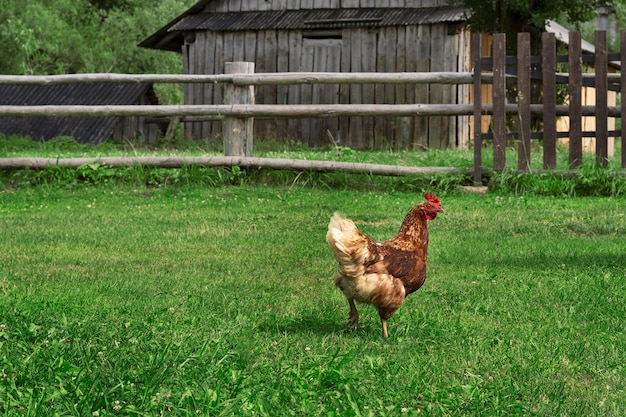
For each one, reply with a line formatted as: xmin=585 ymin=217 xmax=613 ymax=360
xmin=326 ymin=212 xmax=371 ymax=273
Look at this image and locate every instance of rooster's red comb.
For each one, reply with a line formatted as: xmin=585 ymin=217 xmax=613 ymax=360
xmin=424 ymin=193 xmax=441 ymax=207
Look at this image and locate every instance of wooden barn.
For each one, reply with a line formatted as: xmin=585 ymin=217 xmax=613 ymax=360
xmin=0 ymin=83 xmax=165 ymax=145
xmin=140 ymin=0 xmax=472 ymax=150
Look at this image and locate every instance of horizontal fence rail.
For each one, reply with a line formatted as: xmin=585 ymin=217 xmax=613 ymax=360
xmin=1 ymin=28 xmax=625 ymax=181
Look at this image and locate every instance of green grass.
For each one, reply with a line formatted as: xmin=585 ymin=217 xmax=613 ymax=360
xmin=1 ymin=184 xmax=625 ymax=416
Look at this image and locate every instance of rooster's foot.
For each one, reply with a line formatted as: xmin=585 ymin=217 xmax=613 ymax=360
xmin=346 ymin=299 xmax=359 ymax=331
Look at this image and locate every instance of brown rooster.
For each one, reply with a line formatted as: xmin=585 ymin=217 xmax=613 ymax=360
xmin=326 ymin=194 xmax=443 ymax=337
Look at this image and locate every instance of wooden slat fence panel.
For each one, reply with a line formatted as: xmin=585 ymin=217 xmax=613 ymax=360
xmin=492 ymin=34 xmax=507 ymax=171
xmin=595 ymin=30 xmax=608 ymax=167
xmin=568 ymin=32 xmax=583 ymax=168
xmin=542 ymin=32 xmax=557 ymax=170
xmin=517 ymin=32 xmax=531 ymax=171
xmin=622 ymin=30 xmax=626 ymax=169
xmin=472 ymin=34 xmax=482 ymax=185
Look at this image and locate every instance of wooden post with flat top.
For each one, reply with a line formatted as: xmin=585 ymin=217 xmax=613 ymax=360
xmin=224 ymin=62 xmax=255 ymax=156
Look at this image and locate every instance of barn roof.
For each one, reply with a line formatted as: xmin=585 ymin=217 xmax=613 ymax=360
xmin=140 ymin=6 xmax=469 ymax=52
xmin=0 ymin=83 xmax=156 ymax=144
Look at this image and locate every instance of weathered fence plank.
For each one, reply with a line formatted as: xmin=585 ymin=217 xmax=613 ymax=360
xmin=517 ymin=32 xmax=531 ymax=171
xmin=492 ymin=34 xmax=507 ymax=171
xmin=568 ymin=32 xmax=583 ymax=169
xmin=595 ymin=31 xmax=609 ymax=167
xmin=542 ymin=32 xmax=557 ymax=170
xmin=473 ymin=34 xmax=483 ymax=185
xmin=0 ymin=156 xmax=467 ymax=176
xmin=622 ymin=30 xmax=626 ymax=169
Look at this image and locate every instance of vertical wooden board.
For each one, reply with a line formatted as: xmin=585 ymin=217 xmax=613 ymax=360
xmin=202 ymin=32 xmax=217 ymax=138
xmin=313 ymin=0 xmax=331 ymax=7
xmin=232 ymin=32 xmax=246 ymax=62
xmin=322 ymin=39 xmax=342 ymax=147
xmin=349 ymin=29 xmax=364 ymax=148
xmin=256 ymin=31 xmax=278 ymax=139
xmin=428 ymin=24 xmax=446 ymax=149
xmin=341 ymin=0 xmax=360 ymax=7
xmin=309 ymin=43 xmax=326 ymax=146
xmin=621 ymin=30 xmax=626 ymax=168
xmin=211 ymin=33 xmax=225 ymax=137
xmin=492 ymin=33 xmax=507 ymax=170
xmin=472 ymin=34 xmax=483 ymax=184
xmin=258 ymin=0 xmax=272 ymax=11
xmin=595 ymin=30 xmax=608 ymax=167
xmin=276 ymin=30 xmax=290 ymax=140
xmin=404 ymin=25 xmax=417 ymax=118
xmin=360 ymin=0 xmax=376 ymax=6
xmin=374 ymin=28 xmax=387 ymax=145
xmin=264 ymin=30 xmax=278 ymax=103
xmin=255 ymin=32 xmax=266 ymax=105
xmin=442 ymin=24 xmax=458 ymax=148
xmin=395 ymin=27 xmax=411 ymax=150
xmin=271 ymin=0 xmax=288 ymax=9
xmin=243 ymin=31 xmax=257 ymax=63
xmin=542 ymin=32 xmax=557 ymax=169
xmin=188 ymin=39 xmax=201 ymax=139
xmin=383 ymin=26 xmax=396 ymax=148
xmin=456 ymin=29 xmax=471 ymax=149
xmin=213 ymin=1 xmax=227 ymax=12
xmin=287 ymin=31 xmax=302 ymax=139
xmin=413 ymin=24 xmax=430 ymax=150
xmin=182 ymin=43 xmax=193 ymax=139
xmin=229 ymin=0 xmax=242 ymax=11
xmin=286 ymin=0 xmax=301 ymax=9
xmin=339 ymin=29 xmax=351 ymax=146
xmin=300 ymin=39 xmax=315 ymax=145
xmin=361 ymin=29 xmax=377 ymax=148
xmin=568 ymin=31 xmax=583 ymax=168
xmin=300 ymin=0 xmax=314 ymax=9
xmin=517 ymin=32 xmax=531 ymax=171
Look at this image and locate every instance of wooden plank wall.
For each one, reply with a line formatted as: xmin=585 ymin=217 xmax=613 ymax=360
xmin=184 ymin=0 xmax=470 ymax=150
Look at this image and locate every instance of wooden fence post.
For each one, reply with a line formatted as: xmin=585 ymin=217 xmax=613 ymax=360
xmin=568 ymin=32 xmax=583 ymax=168
xmin=492 ymin=34 xmax=506 ymax=171
xmin=595 ymin=30 xmax=608 ymax=167
xmin=224 ymin=62 xmax=255 ymax=157
xmin=542 ymin=32 xmax=557 ymax=170
xmin=622 ymin=29 xmax=626 ymax=169
xmin=473 ymin=34 xmax=483 ymax=185
xmin=517 ymin=32 xmax=531 ymax=171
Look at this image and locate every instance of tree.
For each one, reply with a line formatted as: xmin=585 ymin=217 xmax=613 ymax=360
xmin=455 ymin=0 xmax=617 ymax=53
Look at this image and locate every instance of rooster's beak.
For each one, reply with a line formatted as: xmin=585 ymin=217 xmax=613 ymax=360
xmin=437 ymin=207 xmax=445 ymax=213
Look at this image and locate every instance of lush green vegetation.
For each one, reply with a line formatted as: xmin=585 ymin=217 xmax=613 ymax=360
xmin=1 ymin=180 xmax=625 ymax=416
xmin=2 ymin=135 xmax=626 ymax=197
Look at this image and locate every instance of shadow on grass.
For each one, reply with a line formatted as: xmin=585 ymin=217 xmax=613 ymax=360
xmin=257 ymin=314 xmax=380 ymax=339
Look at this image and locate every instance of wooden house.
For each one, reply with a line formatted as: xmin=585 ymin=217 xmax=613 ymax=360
xmin=0 ymin=83 xmax=165 ymax=145
xmin=140 ymin=0 xmax=472 ymax=150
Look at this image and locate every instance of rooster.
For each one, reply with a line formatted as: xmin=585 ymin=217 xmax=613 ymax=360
xmin=326 ymin=194 xmax=443 ymax=337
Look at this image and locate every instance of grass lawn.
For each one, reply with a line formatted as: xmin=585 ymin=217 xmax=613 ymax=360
xmin=0 ymin=182 xmax=625 ymax=416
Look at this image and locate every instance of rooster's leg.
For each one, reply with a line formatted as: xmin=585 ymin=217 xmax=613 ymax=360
xmin=347 ymin=299 xmax=359 ymax=330
xmin=380 ymin=318 xmax=389 ymax=338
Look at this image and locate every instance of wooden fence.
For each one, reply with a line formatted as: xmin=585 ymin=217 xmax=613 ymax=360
xmin=0 ymin=29 xmax=625 ymax=184
xmin=473 ymin=30 xmax=626 ymax=184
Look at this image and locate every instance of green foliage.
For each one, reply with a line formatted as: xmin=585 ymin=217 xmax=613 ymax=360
xmin=455 ymin=0 xmax=605 ymax=35
xmin=0 ymin=0 xmax=192 ymax=102
xmin=0 ymin=186 xmax=625 ymax=415
xmin=489 ymin=163 xmax=626 ymax=197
